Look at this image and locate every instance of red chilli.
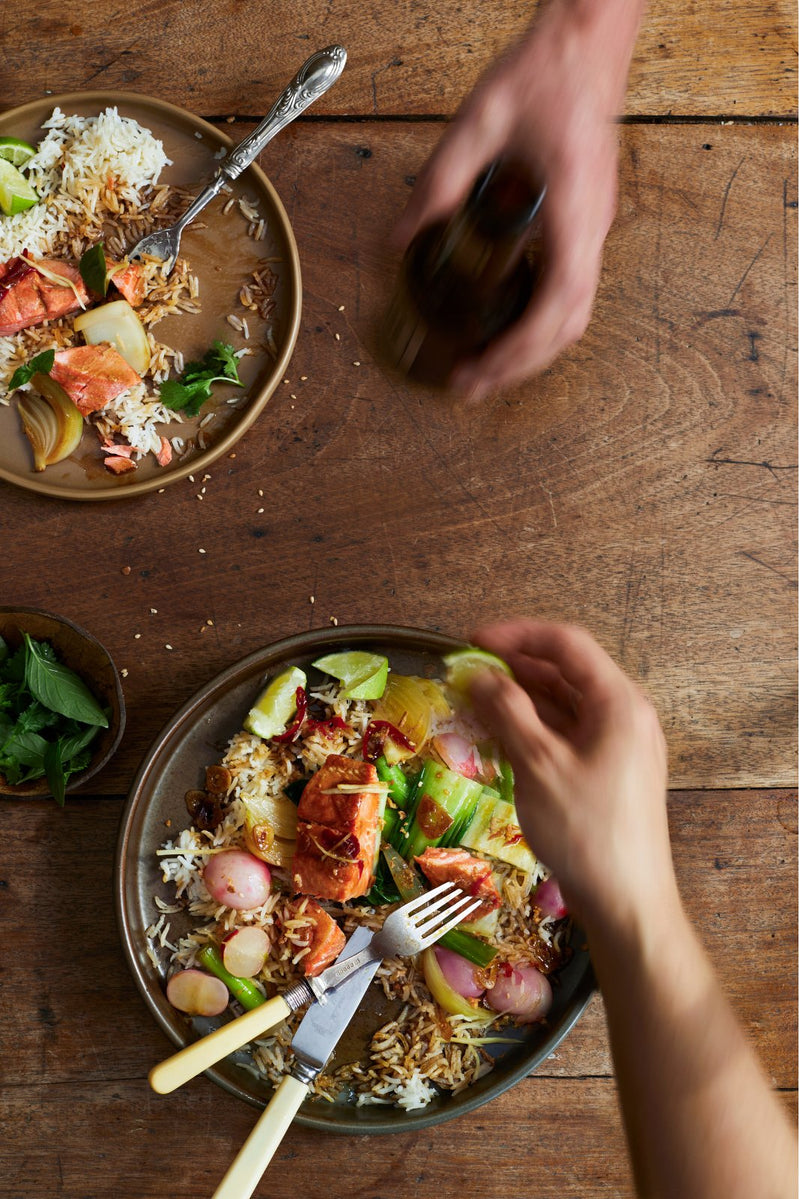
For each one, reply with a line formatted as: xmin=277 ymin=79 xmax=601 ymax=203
xmin=274 ymin=687 xmax=309 ymax=743
xmin=362 ymin=719 xmax=415 ymax=762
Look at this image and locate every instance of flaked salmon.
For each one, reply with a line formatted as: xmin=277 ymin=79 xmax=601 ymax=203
xmin=0 ymin=256 xmax=89 ymax=335
xmin=106 ymin=256 xmax=145 ymax=307
xmin=295 ymin=898 xmax=346 ymax=977
xmin=292 ymin=755 xmax=382 ymax=902
xmin=49 ymin=344 xmax=141 ymax=415
xmin=415 ymin=846 xmax=502 ymax=921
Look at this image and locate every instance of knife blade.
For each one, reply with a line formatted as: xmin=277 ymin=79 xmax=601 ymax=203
xmin=212 ymin=925 xmax=380 ymax=1199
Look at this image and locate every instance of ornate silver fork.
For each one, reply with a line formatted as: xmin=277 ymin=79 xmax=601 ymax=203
xmin=128 ymin=44 xmax=346 ymax=272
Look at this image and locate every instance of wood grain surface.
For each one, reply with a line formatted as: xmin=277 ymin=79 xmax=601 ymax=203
xmin=0 ymin=1 xmax=796 ymax=1196
xmin=0 ymin=790 xmax=794 ymax=1199
xmin=1 ymin=0 xmax=796 ymax=118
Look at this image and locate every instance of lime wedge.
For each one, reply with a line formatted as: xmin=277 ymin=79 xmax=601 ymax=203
xmin=243 ymin=665 xmax=307 ymax=739
xmin=443 ymin=646 xmax=512 ymax=697
xmin=312 ymin=650 xmax=389 ymax=699
xmin=0 ymin=138 xmax=36 ymax=168
xmin=0 ymin=158 xmax=39 ymax=216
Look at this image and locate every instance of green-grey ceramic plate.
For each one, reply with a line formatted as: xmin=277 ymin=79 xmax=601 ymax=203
xmin=115 ymin=625 xmax=594 ymax=1132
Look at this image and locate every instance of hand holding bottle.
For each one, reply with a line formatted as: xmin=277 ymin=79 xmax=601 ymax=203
xmin=394 ymin=0 xmax=645 ymax=396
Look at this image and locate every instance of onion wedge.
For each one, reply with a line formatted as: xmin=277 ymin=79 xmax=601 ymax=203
xmin=74 ymin=299 xmax=150 ymax=374
xmin=18 ymin=374 xmax=83 ymax=471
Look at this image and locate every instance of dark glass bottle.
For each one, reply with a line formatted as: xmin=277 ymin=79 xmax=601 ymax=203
xmin=382 ymin=158 xmax=545 ymax=386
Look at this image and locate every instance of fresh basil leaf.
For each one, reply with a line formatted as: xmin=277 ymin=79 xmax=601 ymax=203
xmin=8 ymin=349 xmax=56 ymax=392
xmin=23 ymin=635 xmax=108 ymax=727
xmin=44 ymin=739 xmax=66 ymax=807
xmin=79 ymin=242 xmax=108 ymax=296
xmin=59 ymin=723 xmax=102 ymax=763
xmin=63 ymin=746 xmax=92 ymax=780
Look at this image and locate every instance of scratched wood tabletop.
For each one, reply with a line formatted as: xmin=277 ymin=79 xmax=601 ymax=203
xmin=0 ymin=2 xmax=796 ymax=1197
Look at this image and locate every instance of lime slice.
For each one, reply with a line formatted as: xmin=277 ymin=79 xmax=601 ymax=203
xmin=443 ymin=646 xmax=512 ymax=697
xmin=243 ymin=665 xmax=307 ymax=739
xmin=0 ymin=158 xmax=39 ymax=216
xmin=312 ymin=650 xmax=389 ymax=700
xmin=0 ymin=138 xmax=36 ymax=168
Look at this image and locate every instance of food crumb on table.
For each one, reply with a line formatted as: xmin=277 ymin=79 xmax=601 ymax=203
xmin=121 ymin=565 xmax=131 ymax=576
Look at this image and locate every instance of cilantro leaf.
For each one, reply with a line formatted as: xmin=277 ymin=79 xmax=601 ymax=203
xmin=159 ymin=340 xmax=244 ymax=416
xmin=8 ymin=349 xmax=56 ymax=392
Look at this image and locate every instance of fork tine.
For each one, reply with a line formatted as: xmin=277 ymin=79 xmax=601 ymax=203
xmin=398 ymin=880 xmax=459 ymax=917
xmin=407 ymin=884 xmax=476 ymax=924
xmin=416 ymin=892 xmax=482 ymax=936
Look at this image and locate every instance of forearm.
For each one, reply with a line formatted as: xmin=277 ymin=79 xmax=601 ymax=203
xmin=587 ymin=889 xmax=797 ymax=1199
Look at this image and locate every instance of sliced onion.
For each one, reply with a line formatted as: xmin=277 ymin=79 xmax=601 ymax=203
xmin=372 ymin=675 xmax=450 ymax=757
xmin=18 ymin=375 xmax=83 ymax=471
xmin=74 ymin=299 xmax=150 ymax=374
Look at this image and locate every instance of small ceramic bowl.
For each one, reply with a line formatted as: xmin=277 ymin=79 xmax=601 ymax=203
xmin=0 ymin=607 xmax=125 ymax=798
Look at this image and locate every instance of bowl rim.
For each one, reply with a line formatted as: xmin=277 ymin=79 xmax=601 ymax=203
xmin=0 ymin=605 xmax=126 ymax=796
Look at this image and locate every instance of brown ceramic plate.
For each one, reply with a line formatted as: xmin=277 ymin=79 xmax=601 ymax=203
xmin=0 ymin=606 xmax=125 ymax=797
xmin=0 ymin=92 xmax=302 ymax=500
xmin=115 ymin=625 xmax=594 ymax=1132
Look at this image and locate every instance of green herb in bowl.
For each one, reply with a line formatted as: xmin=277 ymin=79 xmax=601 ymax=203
xmin=0 ymin=616 xmax=120 ymax=805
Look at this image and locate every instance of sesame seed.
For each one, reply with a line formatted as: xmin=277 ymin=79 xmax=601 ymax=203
xmin=290 ymin=393 xmax=297 ymax=400
xmin=165 ymin=644 xmax=173 ymax=650
xmin=120 ymin=668 xmax=129 ymax=678
xmin=310 ymin=595 xmax=315 ymax=604
xmin=257 ymin=507 xmax=264 ymax=514
xmin=199 ymin=548 xmax=207 ymax=554
xmin=150 ymin=608 xmax=158 ymax=614
xmin=338 ymin=305 xmax=345 ymax=311
xmin=207 ymin=619 xmax=214 ymax=626
xmin=334 ymin=333 xmax=340 ymax=341
xmin=258 ymin=489 xmax=263 ymax=497
xmin=300 ymin=375 xmax=308 ymax=381
xmin=134 ymin=633 xmax=142 ymax=640
xmin=229 ymin=453 xmax=236 ymax=459
xmin=189 ymin=474 xmax=195 ymax=482
xmin=353 ymin=361 xmax=361 ymax=366
xmin=330 ymin=616 xmax=338 ymax=626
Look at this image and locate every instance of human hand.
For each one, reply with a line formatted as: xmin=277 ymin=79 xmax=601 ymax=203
xmin=393 ymin=0 xmax=644 ymax=396
xmin=468 ymin=619 xmax=673 ymax=932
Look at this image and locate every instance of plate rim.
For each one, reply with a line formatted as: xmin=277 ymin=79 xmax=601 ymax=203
xmin=0 ymin=89 xmax=302 ymax=501
xmin=114 ymin=623 xmax=595 ymax=1132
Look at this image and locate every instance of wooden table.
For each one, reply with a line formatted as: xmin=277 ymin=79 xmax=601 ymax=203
xmin=1 ymin=3 xmax=796 ymax=1196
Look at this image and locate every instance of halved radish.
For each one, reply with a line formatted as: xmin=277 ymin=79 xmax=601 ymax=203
xmin=222 ymin=926 xmax=269 ymax=978
xmin=166 ymin=969 xmax=229 ymax=1016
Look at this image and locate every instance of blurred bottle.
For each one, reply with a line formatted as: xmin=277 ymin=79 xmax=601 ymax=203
xmin=382 ymin=158 xmax=545 ymax=387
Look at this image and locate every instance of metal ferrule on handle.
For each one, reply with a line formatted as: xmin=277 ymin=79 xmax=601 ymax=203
xmin=148 ymin=979 xmax=313 ymax=1095
xmin=221 ymin=44 xmax=347 ymax=181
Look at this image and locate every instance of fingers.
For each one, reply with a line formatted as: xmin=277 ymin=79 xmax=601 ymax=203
xmin=392 ymin=90 xmax=512 ymax=250
xmin=472 ymin=619 xmax=623 ymax=703
xmin=468 ymin=666 xmax=565 ymax=773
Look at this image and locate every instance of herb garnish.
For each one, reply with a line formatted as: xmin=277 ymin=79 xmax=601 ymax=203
xmin=79 ymin=241 xmax=109 ymax=296
xmin=0 ymin=632 xmax=109 ymax=805
xmin=7 ymin=349 xmax=55 ymax=392
xmin=159 ymin=340 xmax=244 ymax=417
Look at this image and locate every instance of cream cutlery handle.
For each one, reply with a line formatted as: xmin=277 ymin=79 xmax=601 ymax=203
xmin=212 ymin=1074 xmax=308 ymax=1199
xmin=148 ymin=994 xmax=292 ymax=1094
